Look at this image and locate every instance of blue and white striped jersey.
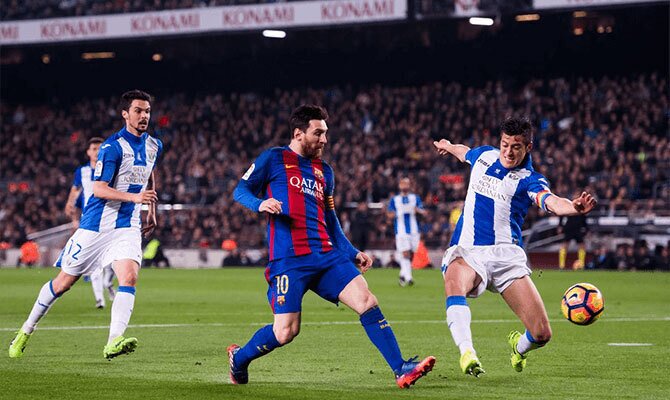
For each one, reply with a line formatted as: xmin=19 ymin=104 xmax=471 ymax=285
xmin=450 ymin=146 xmax=552 ymax=248
xmin=73 ymin=164 xmax=94 ymax=209
xmin=79 ymin=127 xmax=162 ymax=233
xmin=388 ymin=193 xmax=423 ymax=235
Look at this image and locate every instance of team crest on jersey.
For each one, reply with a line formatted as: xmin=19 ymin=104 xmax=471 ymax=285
xmin=277 ymin=295 xmax=285 ymax=306
xmin=242 ymin=163 xmax=255 ymax=180
xmin=313 ymin=168 xmax=324 ymax=180
xmin=94 ymin=160 xmax=103 ymax=178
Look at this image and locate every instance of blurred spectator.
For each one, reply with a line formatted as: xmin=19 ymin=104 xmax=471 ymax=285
xmin=350 ymin=202 xmax=372 ymax=252
xmin=0 ymin=73 xmax=668 ymax=253
xmin=143 ymin=238 xmax=171 ymax=268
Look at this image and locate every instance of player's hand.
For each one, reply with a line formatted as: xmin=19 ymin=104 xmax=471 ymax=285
xmin=572 ymin=192 xmax=597 ymax=214
xmin=134 ymin=190 xmax=158 ymax=204
xmin=433 ymin=139 xmax=452 ymax=156
xmin=355 ymin=252 xmax=373 ymax=274
xmin=259 ymin=198 xmax=283 ymax=214
xmin=142 ymin=202 xmax=157 ymax=238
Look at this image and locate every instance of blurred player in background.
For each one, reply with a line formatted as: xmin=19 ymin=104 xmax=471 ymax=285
xmin=64 ymin=137 xmax=116 ymax=309
xmin=433 ymin=117 xmax=597 ymax=377
xmin=558 ymin=202 xmax=588 ymax=269
xmin=230 ymin=105 xmax=435 ymax=388
xmin=9 ymin=90 xmax=161 ymax=360
xmin=388 ymin=177 xmax=426 ymax=286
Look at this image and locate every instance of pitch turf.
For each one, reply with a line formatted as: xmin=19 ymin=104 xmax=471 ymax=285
xmin=1 ymin=267 xmax=668 ymax=399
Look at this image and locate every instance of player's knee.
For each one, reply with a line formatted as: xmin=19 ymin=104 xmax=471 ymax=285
xmin=402 ymin=251 xmax=411 ymax=259
xmin=274 ymin=325 xmax=299 ymax=345
xmin=117 ymin=271 xmax=138 ymax=286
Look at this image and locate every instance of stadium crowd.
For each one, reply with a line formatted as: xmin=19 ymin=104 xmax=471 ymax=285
xmin=1 ymin=0 xmax=301 ymax=21
xmin=1 ymin=73 xmax=669 ymax=266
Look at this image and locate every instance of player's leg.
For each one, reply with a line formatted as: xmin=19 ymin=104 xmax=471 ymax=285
xmin=228 ymin=312 xmax=297 ymax=384
xmin=443 ymin=256 xmax=484 ymax=376
xmin=89 ymin=268 xmax=105 ymax=309
xmin=103 ymin=264 xmax=115 ymax=301
xmin=501 ymin=276 xmax=552 ymax=372
xmin=228 ymin=266 xmax=308 ymax=384
xmin=337 ymin=274 xmax=435 ymax=388
xmin=104 ymin=259 xmax=139 ymax=359
xmin=9 ymin=270 xmax=79 ymax=358
xmin=396 ymin=235 xmax=412 ymax=286
xmin=559 ymin=241 xmax=568 ymax=269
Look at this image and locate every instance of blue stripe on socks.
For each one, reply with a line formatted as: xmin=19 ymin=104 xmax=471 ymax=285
xmin=359 ymin=306 xmax=404 ymax=373
xmin=118 ymin=286 xmax=136 ymax=295
xmin=446 ymin=295 xmax=468 ymax=308
xmin=235 ymin=324 xmax=281 ymax=367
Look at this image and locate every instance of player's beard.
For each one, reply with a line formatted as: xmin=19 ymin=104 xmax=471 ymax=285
xmin=303 ymin=142 xmax=324 ymax=159
xmin=134 ymin=120 xmax=149 ymax=133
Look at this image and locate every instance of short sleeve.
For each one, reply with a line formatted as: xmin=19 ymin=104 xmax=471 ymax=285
xmin=388 ymin=197 xmax=396 ymax=212
xmin=73 ymin=167 xmax=82 ymax=188
xmin=465 ymin=145 xmax=495 ymax=165
xmin=415 ymin=195 xmax=423 ymax=209
xmin=94 ymin=142 xmax=122 ymax=182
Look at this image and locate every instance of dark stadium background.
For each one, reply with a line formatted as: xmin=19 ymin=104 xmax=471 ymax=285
xmin=1 ymin=1 xmax=668 ymax=270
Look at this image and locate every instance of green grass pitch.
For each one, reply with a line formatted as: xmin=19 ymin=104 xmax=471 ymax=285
xmin=1 ymin=268 xmax=668 ymax=399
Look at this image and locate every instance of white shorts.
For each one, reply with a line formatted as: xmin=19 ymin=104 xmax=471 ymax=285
xmin=54 ymin=228 xmax=143 ymax=276
xmin=396 ymin=233 xmax=420 ymax=253
xmin=440 ymin=244 xmax=531 ymax=298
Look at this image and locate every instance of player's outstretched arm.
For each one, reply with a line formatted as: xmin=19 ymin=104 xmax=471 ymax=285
xmin=93 ymin=181 xmax=157 ymax=204
xmin=433 ymin=139 xmax=470 ymax=162
xmin=545 ymin=191 xmax=597 ymax=216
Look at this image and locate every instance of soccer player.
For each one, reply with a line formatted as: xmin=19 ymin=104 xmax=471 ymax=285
xmin=230 ymin=105 xmax=436 ymax=388
xmin=64 ymin=137 xmax=117 ymax=309
xmin=387 ymin=177 xmax=426 ymax=286
xmin=558 ymin=207 xmax=588 ymax=270
xmin=433 ymin=117 xmax=596 ymax=376
xmin=9 ymin=90 xmax=161 ymax=360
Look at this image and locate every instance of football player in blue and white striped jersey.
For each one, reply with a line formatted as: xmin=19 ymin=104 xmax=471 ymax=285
xmin=434 ymin=117 xmax=596 ymax=377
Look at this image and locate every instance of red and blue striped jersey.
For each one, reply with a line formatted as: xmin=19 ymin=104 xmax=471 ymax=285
xmin=234 ymin=146 xmax=358 ymax=262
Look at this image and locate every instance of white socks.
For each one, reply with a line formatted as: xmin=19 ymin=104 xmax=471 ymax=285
xmin=108 ymin=286 xmax=135 ymax=343
xmin=22 ymin=281 xmax=60 ymax=334
xmin=516 ymin=330 xmax=542 ymax=355
xmin=90 ymin=270 xmax=105 ymax=307
xmin=399 ymin=257 xmax=413 ymax=282
xmin=446 ymin=297 xmax=475 ymax=356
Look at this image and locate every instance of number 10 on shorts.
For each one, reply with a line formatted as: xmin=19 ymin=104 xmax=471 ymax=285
xmin=275 ymin=275 xmax=289 ymax=294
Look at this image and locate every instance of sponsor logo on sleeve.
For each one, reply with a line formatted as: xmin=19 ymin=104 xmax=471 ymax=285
xmin=94 ymin=160 xmax=103 ymax=177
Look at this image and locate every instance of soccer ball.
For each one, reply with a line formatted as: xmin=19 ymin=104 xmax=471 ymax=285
xmin=561 ymin=283 xmax=604 ymax=325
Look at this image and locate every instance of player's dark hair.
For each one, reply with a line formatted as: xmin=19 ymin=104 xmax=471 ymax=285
xmin=289 ymin=104 xmax=328 ymax=138
xmin=500 ymin=117 xmax=533 ymax=145
xmin=88 ymin=137 xmax=104 ymax=147
xmin=119 ymin=89 xmax=153 ymax=111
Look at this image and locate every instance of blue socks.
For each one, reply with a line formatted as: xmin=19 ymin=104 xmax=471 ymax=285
xmin=234 ymin=324 xmax=282 ymax=367
xmin=360 ymin=306 xmax=405 ymax=373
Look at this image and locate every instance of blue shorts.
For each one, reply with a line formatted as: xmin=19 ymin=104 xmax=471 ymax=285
xmin=265 ymin=250 xmax=360 ymax=314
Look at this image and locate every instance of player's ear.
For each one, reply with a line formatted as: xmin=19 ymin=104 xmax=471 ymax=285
xmin=292 ymin=128 xmax=303 ymax=141
xmin=121 ymin=109 xmax=129 ymax=120
xmin=526 ymin=141 xmax=533 ymax=152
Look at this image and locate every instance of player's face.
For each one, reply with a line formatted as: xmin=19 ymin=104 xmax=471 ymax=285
xmin=500 ymin=133 xmax=532 ymax=169
xmin=87 ymin=143 xmax=101 ymax=163
xmin=399 ymin=178 xmax=410 ymax=193
xmin=300 ymin=120 xmax=328 ymax=159
xmin=122 ymin=99 xmax=151 ymax=135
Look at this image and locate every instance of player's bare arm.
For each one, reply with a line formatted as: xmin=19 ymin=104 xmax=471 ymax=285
xmin=258 ymin=198 xmax=283 ymax=214
xmin=64 ymin=186 xmax=82 ymax=218
xmin=93 ymin=181 xmax=157 ymax=204
xmin=545 ymin=191 xmax=597 ymax=216
xmin=142 ymin=171 xmax=158 ymax=238
xmin=433 ymin=139 xmax=470 ymax=162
